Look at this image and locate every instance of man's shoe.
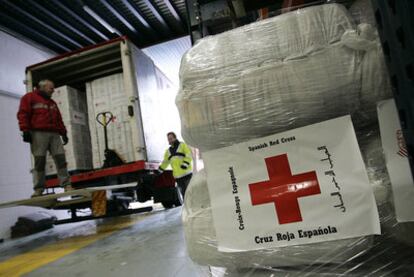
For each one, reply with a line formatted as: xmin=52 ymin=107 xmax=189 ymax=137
xmin=31 ymin=189 xmax=44 ymax=198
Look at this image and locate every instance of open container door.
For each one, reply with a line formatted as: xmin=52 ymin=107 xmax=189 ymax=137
xmin=128 ymin=41 xmax=178 ymax=162
xmin=121 ymin=40 xmax=154 ymax=162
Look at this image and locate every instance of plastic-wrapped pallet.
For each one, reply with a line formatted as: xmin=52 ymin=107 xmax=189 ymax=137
xmin=45 ymin=86 xmax=93 ymax=176
xmin=182 ymin=129 xmax=414 ymax=272
xmin=178 ymin=2 xmax=414 ymax=275
xmin=86 ymin=73 xmax=135 ymax=168
xmin=176 ymin=3 xmax=392 ymax=151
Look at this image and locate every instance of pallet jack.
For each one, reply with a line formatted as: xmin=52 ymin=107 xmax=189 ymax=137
xmin=96 ymin=111 xmax=125 ymax=168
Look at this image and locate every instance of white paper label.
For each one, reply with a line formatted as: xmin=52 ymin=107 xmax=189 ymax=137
xmin=203 ymin=116 xmax=381 ymax=252
xmin=378 ymin=99 xmax=414 ymax=222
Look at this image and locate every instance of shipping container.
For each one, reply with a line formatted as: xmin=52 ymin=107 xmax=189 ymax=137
xmin=25 ymin=37 xmax=175 ymax=168
xmin=23 ymin=37 xmax=182 ymax=212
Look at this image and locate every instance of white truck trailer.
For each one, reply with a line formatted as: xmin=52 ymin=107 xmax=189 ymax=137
xmin=4 ymin=37 xmax=183 ymax=223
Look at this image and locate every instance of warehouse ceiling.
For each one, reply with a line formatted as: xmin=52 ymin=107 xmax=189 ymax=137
xmin=0 ymin=0 xmax=188 ymax=53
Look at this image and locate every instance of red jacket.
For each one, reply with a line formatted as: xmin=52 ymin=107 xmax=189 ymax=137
xmin=17 ymin=90 xmax=66 ymax=135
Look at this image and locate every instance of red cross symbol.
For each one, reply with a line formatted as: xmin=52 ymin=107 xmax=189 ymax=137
xmin=249 ymin=154 xmax=321 ymax=224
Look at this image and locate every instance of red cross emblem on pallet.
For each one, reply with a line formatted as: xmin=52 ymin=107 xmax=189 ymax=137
xmin=249 ymin=154 xmax=321 ymax=224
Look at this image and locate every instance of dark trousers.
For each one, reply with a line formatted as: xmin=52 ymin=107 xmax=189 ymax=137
xmin=176 ymin=173 xmax=192 ymax=198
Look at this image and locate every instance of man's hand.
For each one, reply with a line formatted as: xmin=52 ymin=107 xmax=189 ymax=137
xmin=22 ymin=131 xmax=32 ymax=143
xmin=62 ymin=135 xmax=69 ymax=145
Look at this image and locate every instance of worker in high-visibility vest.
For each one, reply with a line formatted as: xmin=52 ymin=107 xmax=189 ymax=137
xmin=158 ymin=132 xmax=193 ymax=197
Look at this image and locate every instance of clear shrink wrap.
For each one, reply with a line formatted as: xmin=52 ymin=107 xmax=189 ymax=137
xmin=177 ymin=3 xmax=391 ymax=151
xmin=183 ymin=170 xmax=372 ymax=269
xmin=179 ymin=2 xmax=413 ymax=276
xmin=182 ymin=127 xmax=414 ymax=274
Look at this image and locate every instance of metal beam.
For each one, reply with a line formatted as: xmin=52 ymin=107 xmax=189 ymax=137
xmin=83 ymin=5 xmax=123 ymax=36
xmin=2 ymin=0 xmax=82 ymax=49
xmin=163 ymin=0 xmax=186 ymax=29
xmin=142 ymin=0 xmax=172 ymax=34
xmin=119 ymin=0 xmax=160 ymax=40
xmin=0 ymin=11 xmax=70 ymax=52
xmin=120 ymin=0 xmax=151 ymax=30
xmin=51 ymin=0 xmax=109 ymax=41
xmin=27 ymin=0 xmax=96 ymax=45
xmin=100 ymin=0 xmax=139 ymax=34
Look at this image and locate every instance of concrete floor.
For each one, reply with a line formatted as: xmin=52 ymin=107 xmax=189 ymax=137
xmin=0 ymin=206 xmax=210 ymax=277
xmin=2 ymin=205 xmax=411 ymax=277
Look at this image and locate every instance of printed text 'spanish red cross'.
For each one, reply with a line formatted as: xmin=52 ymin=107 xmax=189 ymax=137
xmin=249 ymin=154 xmax=321 ymax=224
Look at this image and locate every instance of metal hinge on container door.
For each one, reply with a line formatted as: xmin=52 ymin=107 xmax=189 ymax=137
xmin=136 ymin=147 xmax=146 ymax=153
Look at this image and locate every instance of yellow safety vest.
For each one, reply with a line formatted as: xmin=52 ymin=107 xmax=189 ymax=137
xmin=159 ymin=142 xmax=193 ymax=179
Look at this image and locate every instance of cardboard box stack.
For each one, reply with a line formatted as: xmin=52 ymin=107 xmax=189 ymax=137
xmin=45 ymin=86 xmax=93 ymax=176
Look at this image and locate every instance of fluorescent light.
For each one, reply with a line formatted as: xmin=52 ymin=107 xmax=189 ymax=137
xmin=83 ymin=5 xmax=121 ymax=36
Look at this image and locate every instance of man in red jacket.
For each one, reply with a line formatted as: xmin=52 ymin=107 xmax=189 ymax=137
xmin=17 ymin=79 xmax=72 ymax=197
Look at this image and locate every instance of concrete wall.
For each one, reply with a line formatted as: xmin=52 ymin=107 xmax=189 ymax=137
xmin=0 ymin=30 xmax=53 ymax=95
xmin=0 ymin=30 xmax=64 ymax=240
